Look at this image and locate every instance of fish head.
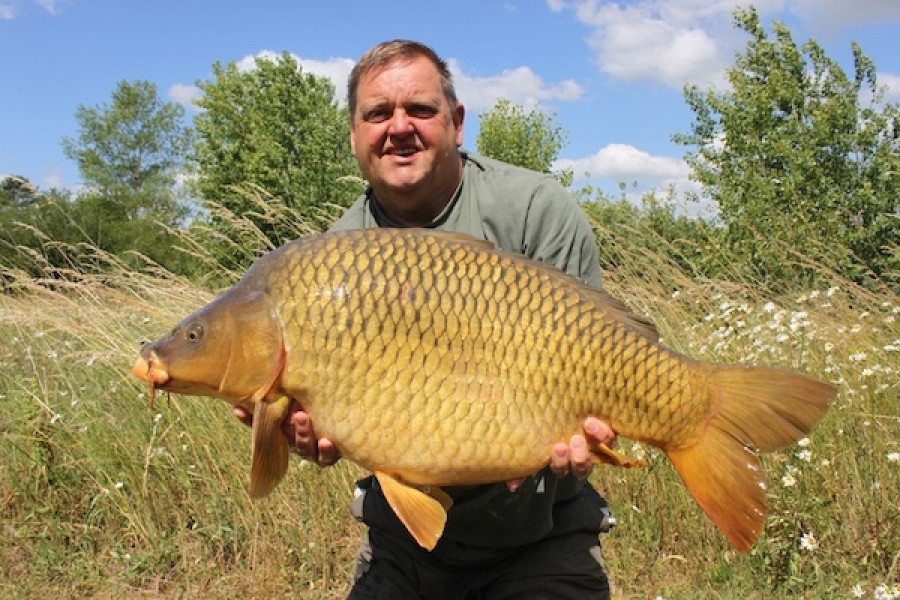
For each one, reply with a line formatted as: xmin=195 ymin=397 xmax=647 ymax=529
xmin=131 ymin=286 xmax=283 ymax=406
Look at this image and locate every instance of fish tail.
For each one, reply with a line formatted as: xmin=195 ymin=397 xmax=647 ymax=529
xmin=249 ymin=395 xmax=292 ymax=498
xmin=667 ymin=365 xmax=834 ymax=552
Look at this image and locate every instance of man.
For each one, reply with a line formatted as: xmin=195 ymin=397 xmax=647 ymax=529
xmin=239 ymin=40 xmax=617 ymax=599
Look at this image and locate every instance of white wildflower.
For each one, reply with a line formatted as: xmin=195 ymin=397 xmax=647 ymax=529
xmin=850 ymin=583 xmax=865 ymax=598
xmin=781 ymin=472 xmax=797 ymax=487
xmin=797 ymin=438 xmax=810 ymax=447
xmin=874 ymin=583 xmax=900 ymax=600
xmin=888 ymin=452 xmax=900 ymax=464
xmin=796 ymin=449 xmax=812 ymax=462
xmin=799 ymin=531 xmax=818 ymax=551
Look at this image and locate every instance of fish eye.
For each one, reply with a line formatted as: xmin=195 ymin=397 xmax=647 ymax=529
xmin=185 ymin=322 xmax=204 ymax=344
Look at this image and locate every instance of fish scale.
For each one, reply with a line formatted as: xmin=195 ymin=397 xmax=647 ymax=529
xmin=132 ymin=227 xmax=834 ymax=552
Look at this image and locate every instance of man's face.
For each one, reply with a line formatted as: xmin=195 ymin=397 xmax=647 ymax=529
xmin=350 ymin=56 xmax=464 ymax=207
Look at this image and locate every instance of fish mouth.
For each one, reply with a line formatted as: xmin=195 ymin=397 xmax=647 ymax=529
xmin=131 ymin=356 xmax=172 ymax=407
xmin=131 ymin=356 xmax=171 ymax=387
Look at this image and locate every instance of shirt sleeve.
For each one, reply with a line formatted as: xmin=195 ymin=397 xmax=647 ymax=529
xmin=521 ymin=178 xmax=603 ymax=288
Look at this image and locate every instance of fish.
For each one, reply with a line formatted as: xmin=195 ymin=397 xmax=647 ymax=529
xmin=131 ymin=227 xmax=834 ymax=552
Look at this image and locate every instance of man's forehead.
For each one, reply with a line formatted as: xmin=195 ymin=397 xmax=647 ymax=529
xmin=358 ymin=75 xmax=443 ymax=106
xmin=360 ymin=57 xmax=438 ymax=87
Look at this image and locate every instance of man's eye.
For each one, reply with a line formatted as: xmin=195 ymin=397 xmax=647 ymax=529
xmin=408 ymin=105 xmax=436 ymax=118
xmin=364 ymin=109 xmax=389 ymax=123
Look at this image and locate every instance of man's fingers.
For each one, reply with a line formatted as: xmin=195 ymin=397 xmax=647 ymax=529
xmin=569 ymin=434 xmax=591 ymax=478
xmin=550 ymin=443 xmax=569 ymax=478
xmin=233 ymin=406 xmax=252 ymax=427
xmin=316 ymin=438 xmax=340 ymax=466
xmin=584 ymin=416 xmax=616 ymax=448
xmin=291 ymin=410 xmax=318 ymax=459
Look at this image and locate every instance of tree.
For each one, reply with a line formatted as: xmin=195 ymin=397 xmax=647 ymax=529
xmin=673 ymin=7 xmax=899 ymax=289
xmin=62 ymin=80 xmax=192 ymax=224
xmin=476 ymin=99 xmax=573 ymax=186
xmin=191 ymin=51 xmax=361 ymax=248
xmin=58 ymin=81 xmax=194 ymax=272
xmin=1 ymin=174 xmax=39 ymax=209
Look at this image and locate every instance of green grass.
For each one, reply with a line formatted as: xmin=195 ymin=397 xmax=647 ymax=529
xmin=1 ymin=217 xmax=897 ymax=599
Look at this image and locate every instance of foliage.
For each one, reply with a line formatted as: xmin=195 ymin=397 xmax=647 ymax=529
xmin=191 ymin=51 xmax=362 ymax=260
xmin=61 ymin=80 xmax=192 ymax=223
xmin=476 ymin=98 xmax=574 ymax=186
xmin=53 ymin=80 xmax=194 ymax=273
xmin=578 ymin=186 xmax=720 ymax=290
xmin=1 ymin=174 xmax=39 ymax=209
xmin=673 ymin=7 xmax=899 ymax=291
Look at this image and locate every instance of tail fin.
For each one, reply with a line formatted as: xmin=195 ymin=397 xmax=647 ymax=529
xmin=667 ymin=366 xmax=834 ymax=552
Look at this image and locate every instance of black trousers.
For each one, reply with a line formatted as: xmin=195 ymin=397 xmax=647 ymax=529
xmin=346 ymin=484 xmax=612 ymax=600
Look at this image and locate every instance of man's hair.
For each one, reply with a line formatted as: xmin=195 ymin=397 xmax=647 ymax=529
xmin=347 ymin=40 xmax=459 ymax=120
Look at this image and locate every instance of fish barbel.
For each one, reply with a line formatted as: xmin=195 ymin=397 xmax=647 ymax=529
xmin=131 ymin=228 xmax=834 ymax=552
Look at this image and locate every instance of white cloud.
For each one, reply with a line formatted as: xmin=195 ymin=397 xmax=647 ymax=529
xmin=449 ymin=59 xmax=583 ymax=112
xmin=227 ymin=50 xmax=580 ymax=113
xmin=41 ymin=165 xmax=64 ymax=190
xmin=235 ymin=51 xmax=269 ymax=72
xmin=554 ymin=0 xmax=900 ymax=89
xmin=557 ymin=143 xmax=715 ymax=216
xmin=296 ymin=56 xmax=355 ymax=104
xmin=0 ymin=0 xmax=70 ymax=19
xmin=556 ymin=143 xmax=690 ymax=182
xmin=564 ymin=0 xmax=742 ymax=88
xmin=233 ymin=50 xmax=355 ymax=105
xmin=168 ymin=83 xmax=202 ymax=110
xmin=792 ymin=0 xmax=900 ymax=29
xmin=878 ymin=72 xmax=900 ymax=101
xmin=35 ymin=0 xmax=64 ymax=16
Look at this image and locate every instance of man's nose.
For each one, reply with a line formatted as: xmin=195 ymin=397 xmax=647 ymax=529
xmin=387 ymin=109 xmax=413 ymax=135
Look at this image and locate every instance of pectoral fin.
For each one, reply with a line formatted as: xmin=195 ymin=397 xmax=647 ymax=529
xmin=249 ymin=395 xmax=292 ymax=498
xmin=589 ymin=441 xmax=648 ymax=468
xmin=375 ymin=471 xmax=450 ymax=551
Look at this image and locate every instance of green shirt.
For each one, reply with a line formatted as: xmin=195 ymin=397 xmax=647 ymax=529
xmin=330 ymin=152 xmax=603 ymax=547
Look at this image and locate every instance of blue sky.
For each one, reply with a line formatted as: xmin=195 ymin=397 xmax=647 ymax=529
xmin=2 ymin=0 xmax=899 ymax=210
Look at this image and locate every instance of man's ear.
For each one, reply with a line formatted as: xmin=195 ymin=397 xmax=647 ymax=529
xmin=454 ymin=103 xmax=465 ymax=146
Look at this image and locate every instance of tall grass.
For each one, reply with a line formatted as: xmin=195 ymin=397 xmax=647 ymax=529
xmin=1 ymin=199 xmax=897 ymax=599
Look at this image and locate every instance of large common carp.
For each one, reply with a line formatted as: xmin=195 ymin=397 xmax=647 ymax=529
xmin=131 ymin=228 xmax=834 ymax=552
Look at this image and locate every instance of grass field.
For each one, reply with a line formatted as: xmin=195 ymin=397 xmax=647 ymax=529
xmin=1 ymin=220 xmax=897 ymax=599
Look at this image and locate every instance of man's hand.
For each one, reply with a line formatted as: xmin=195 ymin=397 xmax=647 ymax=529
xmin=506 ymin=416 xmax=615 ymax=492
xmin=232 ymin=400 xmax=341 ymax=467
